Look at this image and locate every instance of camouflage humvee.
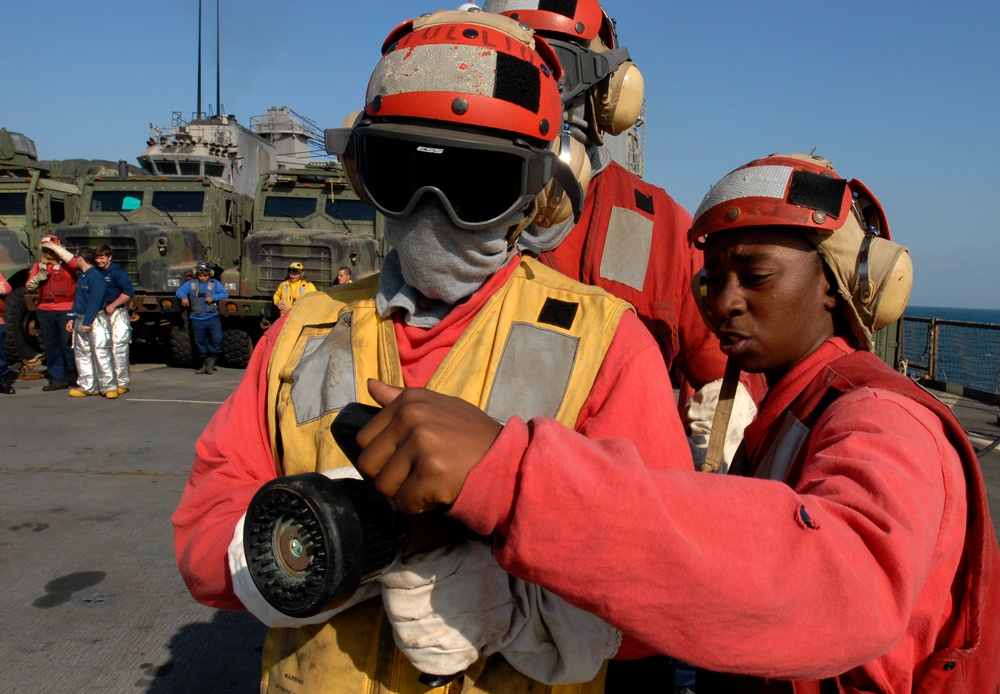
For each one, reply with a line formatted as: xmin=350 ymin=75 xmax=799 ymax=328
xmin=0 ymin=128 xmax=82 ymax=362
xmin=52 ymin=173 xmax=253 ymax=365
xmin=210 ymin=161 xmax=382 ymax=365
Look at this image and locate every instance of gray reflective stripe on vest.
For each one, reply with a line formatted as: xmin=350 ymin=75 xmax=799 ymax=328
xmin=753 ymin=412 xmax=810 ymax=482
xmin=290 ymin=316 xmax=357 ymax=425
xmin=599 ymin=207 xmax=653 ymax=291
xmin=485 ymin=323 xmax=580 ymax=424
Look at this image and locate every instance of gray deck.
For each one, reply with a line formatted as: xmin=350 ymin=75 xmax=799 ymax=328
xmin=1 ymin=363 xmax=998 ymax=692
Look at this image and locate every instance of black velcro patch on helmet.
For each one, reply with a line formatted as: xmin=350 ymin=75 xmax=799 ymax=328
xmin=538 ymin=0 xmax=578 ymax=18
xmin=495 ymin=52 xmax=542 ymax=114
xmin=537 ymin=298 xmax=579 ymax=330
xmin=788 ymin=170 xmax=847 ymax=219
xmin=635 ymin=190 xmax=654 ymax=214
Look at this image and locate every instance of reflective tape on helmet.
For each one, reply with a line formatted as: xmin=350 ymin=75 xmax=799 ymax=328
xmin=693 ymin=165 xmax=793 ymax=221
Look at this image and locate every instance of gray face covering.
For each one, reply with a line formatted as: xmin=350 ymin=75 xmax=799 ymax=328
xmin=377 ymin=199 xmax=525 ymax=326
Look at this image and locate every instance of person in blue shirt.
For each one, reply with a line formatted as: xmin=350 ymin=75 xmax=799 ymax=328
xmin=175 ymin=262 xmax=228 ymax=375
xmin=94 ymin=245 xmax=134 ymax=394
xmin=67 ymin=247 xmax=117 ymax=399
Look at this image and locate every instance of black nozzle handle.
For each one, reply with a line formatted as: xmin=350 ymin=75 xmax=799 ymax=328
xmin=330 ymin=402 xmax=382 ymax=470
xmin=419 ymin=672 xmax=464 ymax=688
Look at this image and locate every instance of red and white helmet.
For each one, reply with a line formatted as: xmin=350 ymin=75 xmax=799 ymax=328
xmin=372 ymin=10 xmax=564 ymax=142
xmin=690 ymin=153 xmax=913 ymax=350
xmin=326 ymin=10 xmax=588 ymax=233
xmin=482 ymin=0 xmax=616 ymax=46
xmin=482 ymin=0 xmax=643 ymax=139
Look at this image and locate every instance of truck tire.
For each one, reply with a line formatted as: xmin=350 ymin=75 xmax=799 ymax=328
xmin=222 ymin=328 xmax=254 ymax=369
xmin=169 ymin=323 xmax=195 ymax=367
xmin=3 ymin=287 xmax=41 ymax=363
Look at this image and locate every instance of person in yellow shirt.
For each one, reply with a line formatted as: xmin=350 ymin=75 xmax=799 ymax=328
xmin=272 ymin=262 xmax=316 ymax=316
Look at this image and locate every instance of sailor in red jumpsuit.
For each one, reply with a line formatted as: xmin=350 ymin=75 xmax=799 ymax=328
xmin=357 ymin=154 xmax=1000 ymax=692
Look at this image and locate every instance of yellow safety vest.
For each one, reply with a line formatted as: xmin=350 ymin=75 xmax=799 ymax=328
xmin=262 ymin=257 xmax=631 ymax=694
xmin=274 ymin=279 xmax=317 ymax=314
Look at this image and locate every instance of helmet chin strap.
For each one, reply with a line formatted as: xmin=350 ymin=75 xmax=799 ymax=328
xmin=505 ymin=200 xmax=539 ymax=250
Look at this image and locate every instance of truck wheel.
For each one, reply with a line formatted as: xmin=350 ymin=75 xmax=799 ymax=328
xmin=3 ymin=288 xmax=41 ymax=363
xmin=222 ymin=328 xmax=254 ymax=368
xmin=169 ymin=323 xmax=195 ymax=367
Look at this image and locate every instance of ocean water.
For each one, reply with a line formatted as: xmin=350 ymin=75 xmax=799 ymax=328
xmin=906 ymin=305 xmax=1000 ymax=325
xmin=901 ymin=306 xmax=1000 ymax=394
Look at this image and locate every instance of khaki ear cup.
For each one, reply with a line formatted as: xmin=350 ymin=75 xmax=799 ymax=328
xmin=533 ymin=134 xmax=593 ymax=228
xmin=690 ymin=268 xmax=713 ymax=330
xmin=595 ymin=62 xmax=644 ymax=135
xmin=863 ymin=238 xmax=913 ymax=331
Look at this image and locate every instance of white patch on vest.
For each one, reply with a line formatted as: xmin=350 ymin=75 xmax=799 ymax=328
xmin=599 ymin=207 xmax=653 ymax=291
xmin=290 ymin=319 xmax=357 ymax=426
xmin=754 ymin=412 xmax=810 ymax=482
xmin=370 ymin=44 xmax=498 ymax=102
xmin=485 ymin=323 xmax=579 ymax=424
xmin=693 ymin=165 xmax=793 ymax=220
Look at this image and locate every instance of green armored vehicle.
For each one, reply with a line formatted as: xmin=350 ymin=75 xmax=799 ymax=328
xmin=0 ymin=129 xmax=82 ymax=361
xmin=203 ymin=161 xmax=381 ymax=365
xmin=54 ymin=170 xmax=253 ymax=363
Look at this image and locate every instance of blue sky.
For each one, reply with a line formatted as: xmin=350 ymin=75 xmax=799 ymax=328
xmin=5 ymin=1 xmax=998 ymax=308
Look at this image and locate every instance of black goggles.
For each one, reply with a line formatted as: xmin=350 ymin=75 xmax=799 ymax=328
xmin=349 ymin=124 xmax=565 ymax=231
xmin=546 ymin=38 xmax=632 ymax=105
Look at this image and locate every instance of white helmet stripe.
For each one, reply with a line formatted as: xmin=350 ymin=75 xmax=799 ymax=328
xmin=693 ymin=165 xmax=793 ymax=221
xmin=369 ymin=44 xmax=499 ymax=103
xmin=483 ymin=0 xmax=544 ymax=11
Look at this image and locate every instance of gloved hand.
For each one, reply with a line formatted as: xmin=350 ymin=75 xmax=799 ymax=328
xmin=41 ymin=241 xmax=73 ymax=262
xmin=26 ymin=270 xmax=47 ymax=290
xmin=491 ymin=580 xmax=621 ymax=685
xmin=380 ymin=542 xmax=511 ymax=677
xmin=683 ymin=378 xmax=757 ymax=473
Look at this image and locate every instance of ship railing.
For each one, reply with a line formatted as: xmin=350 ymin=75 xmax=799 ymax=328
xmin=901 ymin=316 xmax=1000 ymax=403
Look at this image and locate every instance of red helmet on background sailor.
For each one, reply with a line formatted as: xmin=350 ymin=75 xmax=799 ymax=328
xmin=483 ymin=0 xmax=644 ymax=145
xmin=689 ymin=153 xmax=913 ymax=350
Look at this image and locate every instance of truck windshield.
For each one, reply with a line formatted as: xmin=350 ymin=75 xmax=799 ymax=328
xmin=91 ymin=191 xmax=144 ymax=212
xmin=264 ymin=196 xmax=316 ymax=219
xmin=0 ymin=192 xmax=27 ymax=216
xmin=152 ymin=191 xmax=205 ymax=213
xmin=326 ymin=198 xmax=377 ymax=222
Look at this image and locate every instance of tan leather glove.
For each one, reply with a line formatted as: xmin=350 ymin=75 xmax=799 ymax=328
xmin=26 ymin=270 xmax=48 ymax=291
xmin=380 ymin=542 xmax=511 ymax=677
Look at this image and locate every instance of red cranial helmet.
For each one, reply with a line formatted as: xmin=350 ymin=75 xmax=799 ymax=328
xmin=481 ymin=0 xmax=614 ymax=45
xmin=328 ymin=10 xmax=588 ymax=233
xmin=482 ymin=0 xmax=643 ymax=140
xmin=373 ymin=10 xmax=564 ymax=142
xmin=689 ymin=153 xmax=913 ymax=350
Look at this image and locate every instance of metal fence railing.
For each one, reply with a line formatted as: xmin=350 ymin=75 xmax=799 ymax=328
xmin=901 ymin=317 xmax=1000 ymax=401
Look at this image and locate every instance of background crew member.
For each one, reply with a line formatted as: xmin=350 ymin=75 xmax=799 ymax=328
xmin=94 ymin=245 xmax=134 ymax=394
xmin=26 ymin=235 xmax=78 ymax=391
xmin=67 ymin=247 xmax=117 ymax=399
xmin=272 ymin=261 xmax=316 ymax=316
xmin=175 ymin=262 xmax=227 ymax=375
xmin=484 ymin=0 xmax=763 ymax=470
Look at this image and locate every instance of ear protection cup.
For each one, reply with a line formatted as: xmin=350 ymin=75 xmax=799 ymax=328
xmin=533 ymin=132 xmax=592 ymax=228
xmin=690 ymin=268 xmax=713 ymax=331
xmin=594 ymin=61 xmax=644 ymax=136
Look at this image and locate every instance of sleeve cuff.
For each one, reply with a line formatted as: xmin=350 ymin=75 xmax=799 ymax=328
xmin=449 ymin=417 xmax=529 ymax=537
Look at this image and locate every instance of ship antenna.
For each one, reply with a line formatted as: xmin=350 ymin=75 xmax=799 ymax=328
xmin=216 ymin=0 xmax=222 ymax=116
xmin=197 ymin=0 xmax=203 ymax=118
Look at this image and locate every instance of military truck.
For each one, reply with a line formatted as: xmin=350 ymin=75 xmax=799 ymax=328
xmin=0 ymin=129 xmax=82 ymax=362
xmin=198 ymin=161 xmax=381 ymax=366
xmin=51 ymin=169 xmax=253 ymax=364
